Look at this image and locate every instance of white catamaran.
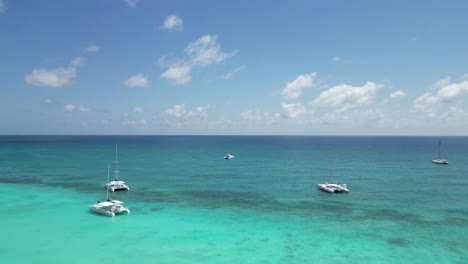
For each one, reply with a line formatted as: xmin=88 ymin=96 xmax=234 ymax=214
xmin=90 ymin=165 xmax=130 ymax=217
xmin=318 ymin=153 xmax=349 ymax=193
xmin=105 ymin=144 xmax=130 ymax=191
xmin=432 ymin=139 xmax=449 ymax=164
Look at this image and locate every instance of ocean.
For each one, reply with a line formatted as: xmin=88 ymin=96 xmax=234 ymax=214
xmin=0 ymin=135 xmax=467 ymax=263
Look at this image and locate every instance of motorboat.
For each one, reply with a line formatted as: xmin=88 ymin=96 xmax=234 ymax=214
xmin=91 ymin=166 xmax=130 ymax=217
xmin=224 ymin=153 xmax=235 ymax=159
xmin=317 ymin=183 xmax=349 ymax=193
xmin=105 ymin=144 xmax=130 ymax=191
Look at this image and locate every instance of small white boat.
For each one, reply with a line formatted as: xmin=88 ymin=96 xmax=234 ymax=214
xmin=432 ymin=139 xmax=449 ymax=164
xmin=224 ymin=153 xmax=235 ymax=159
xmin=91 ymin=166 xmax=130 ymax=217
xmin=105 ymin=144 xmax=130 ymax=191
xmin=317 ymin=183 xmax=349 ymax=193
xmin=318 ymin=152 xmax=349 ymax=194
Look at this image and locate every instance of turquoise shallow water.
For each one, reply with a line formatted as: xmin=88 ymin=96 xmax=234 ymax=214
xmin=1 ymin=136 xmax=467 ymax=263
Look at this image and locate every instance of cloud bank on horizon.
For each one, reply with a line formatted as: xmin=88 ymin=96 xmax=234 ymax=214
xmin=1 ymin=0 xmax=468 ymax=135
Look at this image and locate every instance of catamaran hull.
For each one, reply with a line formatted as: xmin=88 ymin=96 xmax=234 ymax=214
xmin=108 ymin=186 xmax=130 ymax=192
xmin=432 ymin=159 xmax=449 ymax=164
xmin=317 ymin=184 xmax=349 ymax=193
xmin=89 ymin=205 xmax=130 ymax=217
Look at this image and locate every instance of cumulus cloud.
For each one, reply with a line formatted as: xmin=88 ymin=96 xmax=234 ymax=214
xmin=281 ymin=102 xmax=306 ymax=119
xmin=133 ymin=106 xmax=144 ymax=113
xmin=24 ymin=57 xmax=84 ymax=88
xmin=85 ymin=45 xmax=100 ymax=53
xmin=413 ymin=80 xmax=468 ymax=112
xmin=124 ymin=0 xmax=139 ymax=8
xmin=313 ymin=82 xmax=382 ymax=110
xmin=160 ymin=63 xmax=192 ymax=85
xmin=122 ymin=119 xmax=148 ymax=128
xmin=185 ymin=35 xmax=235 ymax=67
xmin=161 ymin=15 xmax=183 ymax=31
xmin=64 ymin=104 xmax=90 ymax=112
xmin=389 ymin=90 xmax=407 ymax=99
xmin=432 ymin=76 xmax=452 ymax=89
xmin=125 ymin=74 xmax=149 ymax=88
xmin=463 ymin=73 xmax=468 ymax=79
xmin=240 ymin=110 xmax=280 ymax=124
xmin=282 ymin=72 xmax=317 ymax=99
xmin=64 ymin=104 xmax=76 ymax=112
xmin=165 ymin=104 xmax=208 ymax=118
xmin=221 ymin=65 xmax=246 ymax=80
xmin=44 ymin=98 xmax=54 ymax=104
xmin=160 ymin=34 xmax=234 ymax=85
xmin=331 ymin=55 xmax=350 ymax=65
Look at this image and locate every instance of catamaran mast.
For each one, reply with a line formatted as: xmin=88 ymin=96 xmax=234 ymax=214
xmin=106 ymin=165 xmax=110 ymax=200
xmin=114 ymin=144 xmax=119 ymax=180
xmin=438 ymin=139 xmax=442 ymax=159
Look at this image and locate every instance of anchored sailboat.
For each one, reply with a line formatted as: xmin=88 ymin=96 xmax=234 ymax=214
xmin=432 ymin=139 xmax=449 ymax=164
xmin=105 ymin=144 xmax=130 ymax=191
xmin=317 ymin=152 xmax=349 ymax=193
xmin=90 ymin=165 xmax=130 ymax=217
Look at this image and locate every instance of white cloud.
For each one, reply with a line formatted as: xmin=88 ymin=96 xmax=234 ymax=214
xmin=240 ymin=110 xmax=280 ymax=124
xmin=221 ymin=65 xmax=246 ymax=80
xmin=432 ymin=76 xmax=452 ymax=89
xmin=0 ymin=0 xmax=7 ymax=13
xmin=313 ymin=82 xmax=382 ymax=110
xmin=161 ymin=15 xmax=183 ymax=31
xmin=160 ymin=35 xmax=234 ymax=85
xmin=78 ymin=106 xmax=90 ymax=112
xmin=282 ymin=72 xmax=317 ymax=99
xmin=64 ymin=104 xmax=76 ymax=112
xmin=185 ymin=35 xmax=235 ymax=67
xmin=25 ymin=57 xmax=84 ymax=88
xmin=85 ymin=45 xmax=100 ymax=53
xmin=125 ymin=74 xmax=149 ymax=88
xmin=320 ymin=109 xmax=385 ymax=127
xmin=44 ymin=99 xmax=54 ymax=104
xmin=331 ymin=55 xmax=350 ymax=65
xmin=463 ymin=73 xmax=468 ymax=79
xmin=124 ymin=0 xmax=139 ymax=8
xmin=166 ymin=104 xmax=188 ymax=118
xmin=413 ymin=80 xmax=468 ymax=112
xmin=122 ymin=119 xmax=148 ymax=128
xmin=281 ymin=102 xmax=306 ymax=119
xmin=133 ymin=106 xmax=144 ymax=113
xmin=64 ymin=104 xmax=90 ymax=112
xmin=165 ymin=104 xmax=208 ymax=118
xmin=160 ymin=63 xmax=192 ymax=85
xmin=389 ymin=90 xmax=407 ymax=99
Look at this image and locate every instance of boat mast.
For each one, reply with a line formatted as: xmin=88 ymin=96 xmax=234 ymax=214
xmin=438 ymin=139 xmax=442 ymax=159
xmin=328 ymin=150 xmax=334 ymax=183
xmin=106 ymin=165 xmax=110 ymax=200
xmin=114 ymin=144 xmax=119 ymax=180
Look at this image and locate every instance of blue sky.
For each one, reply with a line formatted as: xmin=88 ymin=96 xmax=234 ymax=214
xmin=1 ymin=0 xmax=468 ymax=135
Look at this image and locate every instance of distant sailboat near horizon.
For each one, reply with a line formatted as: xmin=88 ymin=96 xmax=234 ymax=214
xmin=432 ymin=139 xmax=449 ymax=165
xmin=317 ymin=152 xmax=349 ymax=194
